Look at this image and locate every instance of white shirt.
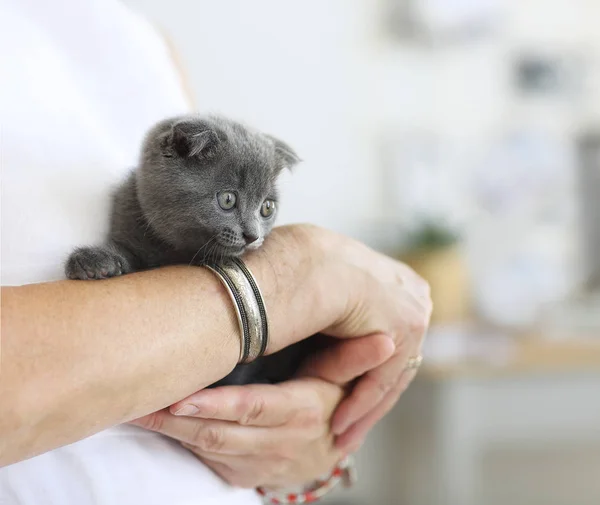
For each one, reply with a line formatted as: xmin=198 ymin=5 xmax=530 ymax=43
xmin=0 ymin=0 xmax=261 ymax=503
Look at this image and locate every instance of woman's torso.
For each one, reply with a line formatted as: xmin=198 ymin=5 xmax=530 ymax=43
xmin=0 ymin=1 xmax=260 ymax=503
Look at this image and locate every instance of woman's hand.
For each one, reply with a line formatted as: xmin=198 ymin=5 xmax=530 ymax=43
xmin=134 ymin=379 xmax=342 ymax=489
xmin=133 ymin=225 xmax=432 ymax=487
xmin=245 ymin=225 xmax=432 ymax=448
xmin=131 ymin=333 xmax=394 ymax=489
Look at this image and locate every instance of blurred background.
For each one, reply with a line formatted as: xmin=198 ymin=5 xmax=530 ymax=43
xmin=124 ymin=0 xmax=600 ymax=503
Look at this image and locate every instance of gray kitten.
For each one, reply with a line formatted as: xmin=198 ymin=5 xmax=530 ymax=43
xmin=66 ymin=114 xmax=318 ymax=385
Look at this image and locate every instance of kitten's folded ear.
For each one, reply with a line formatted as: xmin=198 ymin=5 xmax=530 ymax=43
xmin=266 ymin=135 xmax=301 ymax=171
xmin=167 ymin=120 xmax=220 ymax=158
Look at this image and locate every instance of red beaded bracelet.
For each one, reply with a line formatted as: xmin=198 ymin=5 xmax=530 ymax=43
xmin=256 ymin=455 xmax=356 ymax=504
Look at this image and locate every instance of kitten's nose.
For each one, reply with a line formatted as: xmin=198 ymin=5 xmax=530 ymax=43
xmin=243 ymin=232 xmax=259 ymax=244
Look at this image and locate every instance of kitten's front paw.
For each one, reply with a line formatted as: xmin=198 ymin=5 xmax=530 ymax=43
xmin=65 ymin=247 xmax=126 ymax=280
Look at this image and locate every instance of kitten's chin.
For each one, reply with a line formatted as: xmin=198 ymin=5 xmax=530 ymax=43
xmin=215 ymin=238 xmax=263 ymax=259
xmin=245 ymin=238 xmax=264 ymax=251
xmin=210 ymin=244 xmax=246 ymax=259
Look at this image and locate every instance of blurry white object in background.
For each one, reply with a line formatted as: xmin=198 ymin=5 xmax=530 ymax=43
xmin=423 ymin=323 xmax=516 ymax=366
xmin=534 ymin=129 xmax=600 ymax=340
xmin=468 ymin=130 xmax=580 ymax=327
xmin=380 ymin=131 xmax=470 ymax=235
xmin=537 ymin=293 xmax=600 ymax=340
xmin=416 ymin=0 xmax=502 ymax=38
xmin=387 ymin=0 xmax=504 ymax=43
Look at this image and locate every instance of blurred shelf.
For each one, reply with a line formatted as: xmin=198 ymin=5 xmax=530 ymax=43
xmin=386 ymin=342 xmax=600 ymax=505
xmin=421 ymin=334 xmax=600 ymax=380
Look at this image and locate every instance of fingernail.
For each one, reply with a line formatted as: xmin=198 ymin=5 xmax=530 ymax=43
xmin=173 ymin=404 xmax=199 ymax=416
xmin=381 ymin=334 xmax=396 ymax=356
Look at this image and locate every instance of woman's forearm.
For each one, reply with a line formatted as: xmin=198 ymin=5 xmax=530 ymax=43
xmin=0 ymin=225 xmax=353 ymax=467
xmin=1 ymin=266 xmax=240 ymax=466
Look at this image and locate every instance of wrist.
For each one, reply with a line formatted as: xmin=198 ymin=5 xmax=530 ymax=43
xmin=243 ymin=225 xmax=332 ymax=354
xmin=257 ymin=455 xmax=357 ymax=504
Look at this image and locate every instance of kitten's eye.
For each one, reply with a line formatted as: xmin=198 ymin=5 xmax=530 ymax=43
xmin=217 ymin=191 xmax=237 ymax=210
xmin=260 ymin=199 xmax=276 ymax=218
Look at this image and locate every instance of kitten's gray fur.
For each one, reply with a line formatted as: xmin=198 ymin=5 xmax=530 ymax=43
xmin=65 ymin=114 xmax=315 ymax=386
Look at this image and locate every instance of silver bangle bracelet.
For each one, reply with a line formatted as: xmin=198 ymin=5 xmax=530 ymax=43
xmin=204 ymin=257 xmax=269 ymax=364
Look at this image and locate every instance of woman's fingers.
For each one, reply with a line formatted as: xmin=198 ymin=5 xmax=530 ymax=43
xmin=131 ymin=410 xmax=296 ymax=455
xmin=131 ymin=378 xmax=343 ymax=457
xmin=170 ymin=383 xmax=299 ymax=427
xmin=170 ymin=378 xmax=340 ymax=428
xmin=131 ymin=379 xmax=343 ymax=466
xmin=170 ymin=333 xmax=394 ymax=431
xmin=297 ymin=333 xmax=395 ymax=384
xmin=329 ymin=353 xmax=402 ymax=435
xmin=334 ymin=367 xmax=417 ymax=452
xmin=330 ymin=293 xmax=428 ymax=435
xmin=331 ymin=341 xmax=423 ymax=435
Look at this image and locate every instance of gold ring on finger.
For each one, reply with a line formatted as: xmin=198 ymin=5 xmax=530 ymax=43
xmin=405 ymin=355 xmax=423 ymax=370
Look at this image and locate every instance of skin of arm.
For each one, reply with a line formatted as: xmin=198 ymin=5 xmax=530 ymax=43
xmin=1 ymin=266 xmax=239 ymax=466
xmin=0 ymin=226 xmax=334 ymax=467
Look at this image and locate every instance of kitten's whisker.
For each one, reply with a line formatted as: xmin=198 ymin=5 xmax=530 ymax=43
xmin=205 ymin=239 xmax=218 ymax=263
xmin=188 ymin=234 xmax=218 ymax=266
xmin=141 ymin=212 xmax=160 ymax=238
xmin=188 ymin=246 xmax=204 ymax=267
